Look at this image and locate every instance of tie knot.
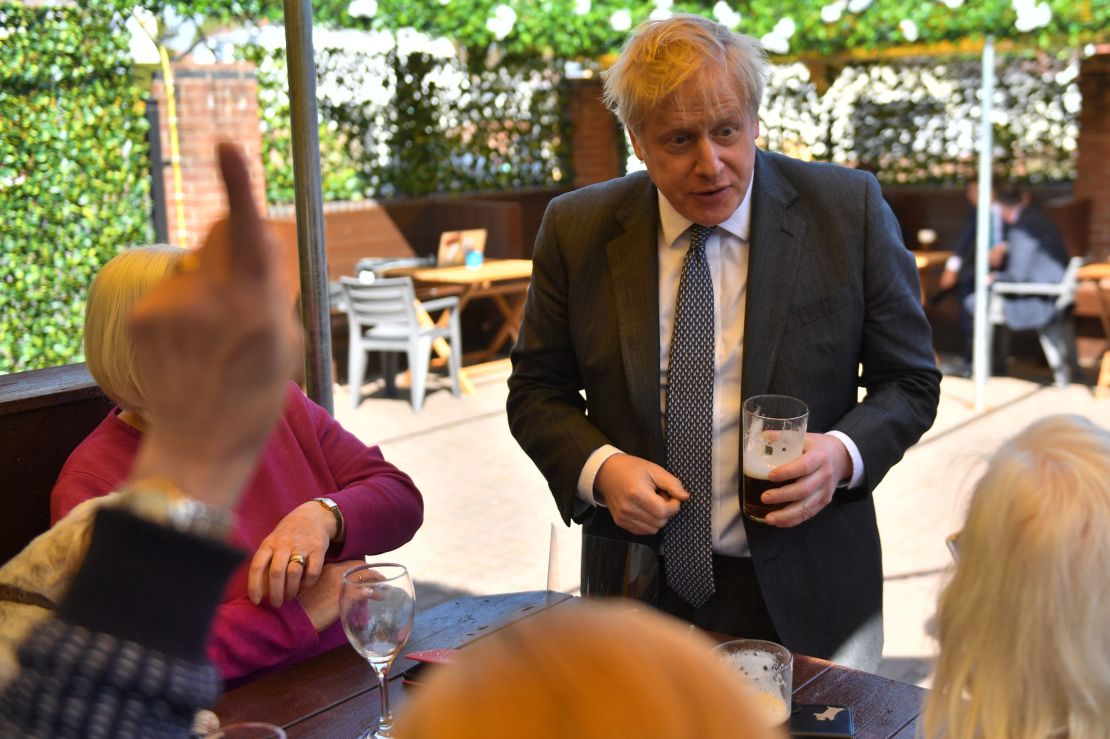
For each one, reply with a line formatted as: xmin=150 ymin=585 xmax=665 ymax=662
xmin=689 ymin=224 xmax=715 ymax=251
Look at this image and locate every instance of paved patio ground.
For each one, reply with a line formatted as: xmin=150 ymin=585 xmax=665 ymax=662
xmin=332 ymin=356 xmax=1110 ymax=687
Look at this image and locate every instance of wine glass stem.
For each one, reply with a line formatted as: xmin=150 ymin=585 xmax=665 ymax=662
xmin=375 ymin=663 xmax=394 ymax=736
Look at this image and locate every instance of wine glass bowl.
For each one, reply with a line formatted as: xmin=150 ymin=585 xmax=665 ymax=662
xmin=341 ymin=563 xmax=415 ymax=739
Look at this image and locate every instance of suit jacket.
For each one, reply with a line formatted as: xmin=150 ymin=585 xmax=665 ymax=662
xmin=995 ymin=204 xmax=1069 ymax=331
xmin=507 ymin=150 xmax=941 ymax=659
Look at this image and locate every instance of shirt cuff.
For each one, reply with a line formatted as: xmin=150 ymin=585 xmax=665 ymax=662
xmin=576 ymin=445 xmax=622 ymax=507
xmin=945 ymin=255 xmax=962 ymax=273
xmin=825 ymin=431 xmax=864 ymax=489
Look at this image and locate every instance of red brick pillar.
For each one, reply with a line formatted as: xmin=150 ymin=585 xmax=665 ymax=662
xmin=568 ymin=79 xmax=624 ymax=187
xmin=1075 ymin=48 xmax=1110 ymax=262
xmin=150 ymin=62 xmax=266 ymax=248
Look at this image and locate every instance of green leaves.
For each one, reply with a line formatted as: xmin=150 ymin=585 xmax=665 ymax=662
xmin=0 ymin=4 xmax=151 ymax=374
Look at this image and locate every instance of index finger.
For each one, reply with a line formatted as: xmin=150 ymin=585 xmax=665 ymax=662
xmin=650 ymin=464 xmax=689 ymax=501
xmin=215 ymin=142 xmax=269 ymax=278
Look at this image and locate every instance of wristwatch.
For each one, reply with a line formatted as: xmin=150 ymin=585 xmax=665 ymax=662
xmin=313 ymin=496 xmax=346 ymax=544
xmin=120 ymin=477 xmax=234 ymax=541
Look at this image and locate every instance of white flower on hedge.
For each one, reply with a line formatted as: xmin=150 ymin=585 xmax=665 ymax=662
xmin=575 ymin=0 xmax=591 ymax=14
xmin=650 ymin=0 xmax=672 ymax=20
xmin=847 ymin=0 xmax=872 ymax=12
xmin=1012 ymin=0 xmax=1051 ymax=31
xmin=761 ymin=31 xmax=789 ymax=54
xmin=713 ymin=2 xmax=741 ymax=28
xmin=610 ymin=9 xmax=632 ymax=31
xmin=773 ymin=17 xmax=796 ymax=38
xmin=940 ymin=0 xmax=963 ymax=8
xmin=487 ymin=4 xmax=517 ymax=39
xmin=898 ymin=19 xmax=919 ymax=42
xmin=820 ymin=1 xmax=845 ymax=23
xmin=348 ymin=0 xmax=378 ymax=18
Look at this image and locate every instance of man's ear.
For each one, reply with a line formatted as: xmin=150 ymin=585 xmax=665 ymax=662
xmin=627 ymin=127 xmax=645 ymax=162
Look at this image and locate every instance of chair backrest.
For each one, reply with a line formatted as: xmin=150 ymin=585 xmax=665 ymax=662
xmin=1056 ymin=256 xmax=1086 ymax=311
xmin=339 ymin=275 xmax=419 ymax=332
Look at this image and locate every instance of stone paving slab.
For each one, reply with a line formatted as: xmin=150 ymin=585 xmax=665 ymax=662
xmin=334 ymin=365 xmax=1110 ymax=687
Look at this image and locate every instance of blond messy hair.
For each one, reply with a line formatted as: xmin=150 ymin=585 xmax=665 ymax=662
xmin=395 ymin=600 xmax=782 ymax=739
xmin=602 ymin=13 xmax=767 ymax=134
xmin=84 ymin=245 xmax=185 ymax=414
xmin=922 ymin=415 xmax=1110 ymax=739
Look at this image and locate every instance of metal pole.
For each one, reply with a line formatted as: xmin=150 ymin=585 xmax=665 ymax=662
xmin=144 ymin=97 xmax=169 ymax=244
xmin=284 ymin=0 xmax=334 ymax=415
xmin=972 ymin=37 xmax=995 ymax=411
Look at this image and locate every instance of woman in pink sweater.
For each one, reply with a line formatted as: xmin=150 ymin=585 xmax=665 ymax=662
xmin=51 ymin=245 xmax=424 ymax=686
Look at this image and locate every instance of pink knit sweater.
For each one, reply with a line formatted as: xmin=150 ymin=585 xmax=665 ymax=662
xmin=51 ymin=383 xmax=423 ymax=685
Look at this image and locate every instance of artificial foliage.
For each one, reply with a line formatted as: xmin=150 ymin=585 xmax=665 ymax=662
xmin=0 ymin=4 xmax=151 ymax=374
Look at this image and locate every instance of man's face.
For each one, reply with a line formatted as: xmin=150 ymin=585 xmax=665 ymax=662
xmin=627 ymin=74 xmax=758 ymax=227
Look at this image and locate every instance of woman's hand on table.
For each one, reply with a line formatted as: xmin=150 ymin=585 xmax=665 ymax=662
xmin=248 ymin=501 xmax=339 ymax=607
xmin=297 ymin=560 xmax=363 ymax=632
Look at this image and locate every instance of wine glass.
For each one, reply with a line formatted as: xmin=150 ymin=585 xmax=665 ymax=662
xmin=341 ymin=563 xmax=415 ymax=739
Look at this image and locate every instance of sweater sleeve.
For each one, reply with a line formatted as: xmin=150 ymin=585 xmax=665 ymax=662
xmin=206 ymin=594 xmax=320 ymax=681
xmin=302 ymin=394 xmax=424 ymax=559
xmin=0 ymin=509 xmax=242 ymax=738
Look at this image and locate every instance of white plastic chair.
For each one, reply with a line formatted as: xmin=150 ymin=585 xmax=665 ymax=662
xmin=340 ymin=276 xmax=461 ymax=412
xmin=987 ymin=256 xmax=1084 ymax=388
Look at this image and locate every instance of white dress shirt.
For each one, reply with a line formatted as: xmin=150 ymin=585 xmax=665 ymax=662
xmin=577 ymin=175 xmax=863 ymax=556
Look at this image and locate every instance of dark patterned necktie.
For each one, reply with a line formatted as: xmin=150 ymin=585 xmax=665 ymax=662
xmin=663 ymin=223 xmax=716 ymax=609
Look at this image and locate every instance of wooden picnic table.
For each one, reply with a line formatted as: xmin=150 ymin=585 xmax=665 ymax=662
xmin=914 ymin=250 xmax=953 ymax=305
xmin=407 ymin=259 xmax=532 ymax=365
xmin=217 ymin=591 xmax=926 ymax=738
xmin=1077 ymin=262 xmax=1110 ymax=397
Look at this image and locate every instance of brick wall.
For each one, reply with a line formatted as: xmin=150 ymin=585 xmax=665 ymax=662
xmin=568 ymin=79 xmax=624 ymax=187
xmin=1075 ymin=49 xmax=1110 ymax=262
xmin=149 ymin=62 xmax=267 ymax=248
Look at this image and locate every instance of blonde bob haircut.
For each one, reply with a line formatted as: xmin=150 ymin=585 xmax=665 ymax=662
xmin=84 ymin=244 xmax=185 ymax=415
xmin=922 ymin=415 xmax=1110 ymax=739
xmin=602 ymin=13 xmax=767 ymax=135
xmin=394 ymin=600 xmax=782 ymax=739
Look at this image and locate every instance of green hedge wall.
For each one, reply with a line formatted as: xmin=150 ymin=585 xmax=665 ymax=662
xmin=0 ymin=4 xmax=151 ymax=374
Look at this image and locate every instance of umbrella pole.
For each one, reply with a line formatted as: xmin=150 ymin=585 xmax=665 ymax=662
xmin=284 ymin=0 xmax=334 ymax=415
xmin=973 ymin=36 xmax=995 ymax=411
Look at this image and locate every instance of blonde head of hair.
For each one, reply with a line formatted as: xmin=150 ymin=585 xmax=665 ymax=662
xmin=84 ymin=245 xmax=185 ymax=414
xmin=922 ymin=414 xmax=1110 ymax=739
xmin=394 ymin=600 xmax=782 ymax=739
xmin=601 ymin=13 xmax=767 ymax=135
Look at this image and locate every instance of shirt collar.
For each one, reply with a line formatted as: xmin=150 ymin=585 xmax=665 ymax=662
xmin=658 ymin=174 xmax=754 ymax=248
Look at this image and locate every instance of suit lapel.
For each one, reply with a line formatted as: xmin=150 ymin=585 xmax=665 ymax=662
xmin=743 ymin=151 xmax=806 ymax=400
xmin=607 ymin=178 xmax=665 ymax=460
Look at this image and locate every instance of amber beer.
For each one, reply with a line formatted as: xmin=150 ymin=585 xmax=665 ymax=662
xmin=742 ymin=458 xmax=782 ymax=523
xmin=741 ymin=395 xmax=808 ymax=523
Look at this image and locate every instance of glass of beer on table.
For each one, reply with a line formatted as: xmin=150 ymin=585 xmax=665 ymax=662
xmin=742 ymin=394 xmax=808 ymax=522
xmin=713 ymin=639 xmax=793 ymax=728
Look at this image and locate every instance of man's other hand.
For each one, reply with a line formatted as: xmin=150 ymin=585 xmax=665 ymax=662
xmin=593 ymin=454 xmax=688 ymax=535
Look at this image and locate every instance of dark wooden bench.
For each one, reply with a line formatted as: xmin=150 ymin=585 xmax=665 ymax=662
xmin=0 ymin=364 xmax=111 ymax=565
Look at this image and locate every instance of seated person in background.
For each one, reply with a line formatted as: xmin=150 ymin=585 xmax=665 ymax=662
xmin=1 ymin=143 xmax=304 ymax=736
xmin=937 ymin=181 xmax=1004 ymax=372
xmin=923 ymin=415 xmax=1110 ymax=738
xmin=394 ymin=600 xmax=781 ymax=739
xmin=987 ymin=181 xmax=1069 ymax=333
xmin=50 ymin=245 xmax=423 ymax=685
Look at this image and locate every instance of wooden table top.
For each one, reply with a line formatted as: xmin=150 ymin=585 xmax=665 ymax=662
xmin=217 ymin=591 xmax=926 ymax=738
xmin=1077 ymin=262 xmax=1110 ymax=281
xmin=914 ymin=250 xmax=953 ymax=270
xmin=409 ymin=258 xmax=532 ymax=285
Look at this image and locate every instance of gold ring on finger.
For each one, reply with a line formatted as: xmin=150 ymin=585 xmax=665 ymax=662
xmin=288 ymin=553 xmax=307 ymax=567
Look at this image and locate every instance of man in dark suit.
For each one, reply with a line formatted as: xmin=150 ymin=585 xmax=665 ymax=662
xmin=507 ymin=15 xmax=940 ymax=669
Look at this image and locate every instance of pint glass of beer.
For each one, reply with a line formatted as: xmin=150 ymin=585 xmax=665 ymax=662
xmin=742 ymin=394 xmax=808 ymax=522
